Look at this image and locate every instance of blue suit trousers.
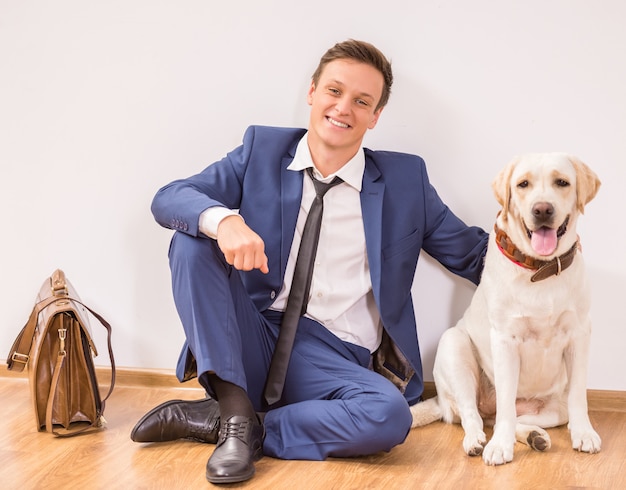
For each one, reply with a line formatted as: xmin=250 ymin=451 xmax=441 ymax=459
xmin=168 ymin=232 xmax=412 ymax=460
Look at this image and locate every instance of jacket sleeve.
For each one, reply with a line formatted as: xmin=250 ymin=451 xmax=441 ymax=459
xmin=150 ymin=129 xmax=254 ymax=237
xmin=419 ymin=164 xmax=489 ymax=285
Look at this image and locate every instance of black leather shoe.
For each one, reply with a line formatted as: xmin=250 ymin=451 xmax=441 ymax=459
xmin=206 ymin=415 xmax=265 ymax=484
xmin=130 ymin=397 xmax=220 ymax=443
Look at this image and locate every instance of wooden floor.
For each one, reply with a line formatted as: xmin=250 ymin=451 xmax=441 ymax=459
xmin=2 ymin=369 xmax=625 ymax=490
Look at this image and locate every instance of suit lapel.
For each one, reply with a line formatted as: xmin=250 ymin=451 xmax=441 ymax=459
xmin=360 ymin=157 xmax=384 ymax=303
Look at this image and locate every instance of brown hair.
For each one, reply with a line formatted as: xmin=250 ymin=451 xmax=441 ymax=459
xmin=312 ymin=39 xmax=393 ymax=111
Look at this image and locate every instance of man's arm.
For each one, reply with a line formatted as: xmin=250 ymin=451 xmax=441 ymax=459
xmin=419 ymin=166 xmax=489 ymax=285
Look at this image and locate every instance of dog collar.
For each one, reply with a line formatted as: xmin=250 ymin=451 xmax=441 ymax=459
xmin=494 ymin=223 xmax=580 ymax=282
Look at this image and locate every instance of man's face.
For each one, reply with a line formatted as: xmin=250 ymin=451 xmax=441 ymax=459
xmin=307 ymin=59 xmax=384 ymax=158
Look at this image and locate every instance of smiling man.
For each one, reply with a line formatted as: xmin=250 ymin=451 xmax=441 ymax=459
xmin=133 ymin=39 xmax=488 ymax=484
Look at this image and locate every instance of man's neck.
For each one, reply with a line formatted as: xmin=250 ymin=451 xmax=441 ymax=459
xmin=307 ymin=139 xmax=361 ymax=177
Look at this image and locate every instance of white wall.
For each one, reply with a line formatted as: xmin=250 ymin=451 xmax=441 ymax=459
xmin=1 ymin=1 xmax=624 ymax=390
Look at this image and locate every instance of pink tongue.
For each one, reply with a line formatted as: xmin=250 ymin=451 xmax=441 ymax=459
xmin=531 ymin=227 xmax=558 ymax=256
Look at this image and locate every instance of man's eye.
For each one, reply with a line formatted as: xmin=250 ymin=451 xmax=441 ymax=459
xmin=328 ymin=88 xmax=340 ymax=95
xmin=356 ymin=99 xmax=369 ymax=106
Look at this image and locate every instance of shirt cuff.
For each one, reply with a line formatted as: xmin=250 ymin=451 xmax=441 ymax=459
xmin=198 ymin=207 xmax=241 ymax=239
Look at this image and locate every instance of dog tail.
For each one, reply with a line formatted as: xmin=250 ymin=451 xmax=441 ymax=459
xmin=409 ymin=396 xmax=443 ymax=428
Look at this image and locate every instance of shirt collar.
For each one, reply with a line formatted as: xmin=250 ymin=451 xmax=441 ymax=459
xmin=287 ymin=133 xmax=364 ymax=191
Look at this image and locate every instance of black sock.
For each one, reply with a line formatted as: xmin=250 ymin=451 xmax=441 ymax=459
xmin=207 ymin=374 xmax=256 ymax=422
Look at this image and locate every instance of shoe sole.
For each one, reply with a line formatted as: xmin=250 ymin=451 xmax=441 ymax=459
xmin=206 ymin=467 xmax=255 ymax=484
xmin=205 ymin=436 xmax=263 ymax=483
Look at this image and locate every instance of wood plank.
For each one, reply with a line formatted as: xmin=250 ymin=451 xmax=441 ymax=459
xmin=1 ymin=370 xmax=625 ymax=489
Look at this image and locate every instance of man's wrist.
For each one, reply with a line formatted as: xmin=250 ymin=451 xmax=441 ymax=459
xmin=199 ymin=207 xmax=241 ymax=239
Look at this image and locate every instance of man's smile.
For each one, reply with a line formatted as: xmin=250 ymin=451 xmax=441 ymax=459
xmin=327 ymin=116 xmax=350 ymax=128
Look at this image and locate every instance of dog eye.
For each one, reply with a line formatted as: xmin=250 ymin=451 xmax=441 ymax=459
xmin=555 ymin=179 xmax=570 ymax=187
xmin=517 ymin=180 xmax=529 ymax=188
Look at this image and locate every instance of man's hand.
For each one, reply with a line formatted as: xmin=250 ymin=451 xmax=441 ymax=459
xmin=216 ymin=215 xmax=269 ymax=274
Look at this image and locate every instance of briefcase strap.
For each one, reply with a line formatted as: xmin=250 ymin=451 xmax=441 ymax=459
xmin=45 ymin=345 xmax=102 ymax=437
xmin=7 ymin=295 xmax=63 ymax=372
xmin=74 ymin=299 xmax=116 ymax=415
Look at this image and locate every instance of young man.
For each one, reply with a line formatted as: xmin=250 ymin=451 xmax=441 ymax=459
xmin=132 ymin=39 xmax=488 ymax=484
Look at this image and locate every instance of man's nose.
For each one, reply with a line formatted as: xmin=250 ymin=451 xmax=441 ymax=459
xmin=334 ymin=97 xmax=350 ymax=114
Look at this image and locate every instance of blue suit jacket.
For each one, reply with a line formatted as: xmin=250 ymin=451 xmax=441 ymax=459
xmin=152 ymin=125 xmax=488 ymax=404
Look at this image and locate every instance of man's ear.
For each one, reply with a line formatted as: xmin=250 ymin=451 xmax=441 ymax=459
xmin=307 ymin=81 xmax=316 ymax=106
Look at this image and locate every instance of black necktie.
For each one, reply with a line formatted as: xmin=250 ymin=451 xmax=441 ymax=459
xmin=264 ymin=167 xmax=343 ymax=405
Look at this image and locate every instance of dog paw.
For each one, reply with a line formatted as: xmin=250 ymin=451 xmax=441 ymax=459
xmin=527 ymin=429 xmax=551 ymax=452
xmin=482 ymin=440 xmax=514 ymax=466
xmin=463 ymin=430 xmax=487 ymax=456
xmin=571 ymin=428 xmax=602 ymax=454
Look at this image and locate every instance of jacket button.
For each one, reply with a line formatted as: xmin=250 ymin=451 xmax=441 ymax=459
xmin=270 ymin=291 xmax=276 ymax=299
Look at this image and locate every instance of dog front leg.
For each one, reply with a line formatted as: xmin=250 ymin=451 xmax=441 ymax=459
xmin=565 ymin=331 xmax=601 ymax=453
xmin=482 ymin=328 xmax=519 ymax=465
xmin=433 ymin=326 xmax=486 ymax=456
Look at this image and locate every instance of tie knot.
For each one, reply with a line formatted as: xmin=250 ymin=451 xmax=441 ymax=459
xmin=307 ymin=167 xmax=343 ymax=197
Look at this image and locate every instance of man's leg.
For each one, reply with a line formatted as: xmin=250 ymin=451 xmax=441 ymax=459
xmin=168 ymin=232 xmax=273 ymax=393
xmin=167 ymin=232 xmax=272 ymax=483
xmin=260 ymin=316 xmax=413 ymax=460
xmin=142 ymin=233 xmax=412 ymax=466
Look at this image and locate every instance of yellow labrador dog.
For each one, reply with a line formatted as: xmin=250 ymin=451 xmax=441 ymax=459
xmin=411 ymin=153 xmax=601 ymax=465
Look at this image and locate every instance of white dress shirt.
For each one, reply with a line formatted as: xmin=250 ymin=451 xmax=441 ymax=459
xmin=199 ymin=134 xmax=382 ymax=352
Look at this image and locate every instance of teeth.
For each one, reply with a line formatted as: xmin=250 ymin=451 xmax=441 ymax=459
xmin=328 ymin=117 xmax=348 ymax=128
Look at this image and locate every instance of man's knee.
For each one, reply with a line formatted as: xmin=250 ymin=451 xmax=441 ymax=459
xmin=381 ymin=390 xmax=413 ymax=446
xmin=169 ymin=232 xmax=225 ymax=270
xmin=357 ymin=386 xmax=412 ymax=451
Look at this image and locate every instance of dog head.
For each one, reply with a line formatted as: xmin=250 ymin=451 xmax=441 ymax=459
xmin=492 ymin=153 xmax=601 ymax=258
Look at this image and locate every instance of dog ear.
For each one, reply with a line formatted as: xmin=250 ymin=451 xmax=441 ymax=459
xmin=569 ymin=156 xmax=601 ymax=213
xmin=492 ymin=159 xmax=517 ymax=219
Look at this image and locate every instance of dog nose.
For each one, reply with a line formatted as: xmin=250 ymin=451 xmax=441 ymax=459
xmin=532 ymin=202 xmax=554 ymax=222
